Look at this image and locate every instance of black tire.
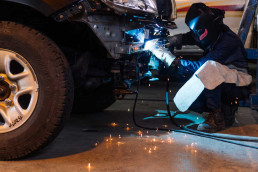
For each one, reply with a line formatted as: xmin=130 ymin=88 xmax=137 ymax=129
xmin=73 ymin=82 xmax=115 ymax=114
xmin=0 ymin=22 xmax=74 ymax=160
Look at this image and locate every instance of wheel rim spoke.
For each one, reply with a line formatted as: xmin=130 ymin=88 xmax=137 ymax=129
xmin=7 ymin=107 xmax=22 ymax=127
xmin=13 ymin=88 xmax=34 ymax=116
xmin=17 ymin=73 xmax=38 ymax=91
xmin=4 ymin=55 xmax=29 ymax=80
xmin=0 ymin=53 xmax=6 ymax=73
xmin=0 ymin=107 xmax=12 ymax=125
xmin=0 ymin=50 xmax=38 ymax=133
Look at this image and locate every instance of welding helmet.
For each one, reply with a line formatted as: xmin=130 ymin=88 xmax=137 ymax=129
xmin=185 ymin=3 xmax=225 ymax=49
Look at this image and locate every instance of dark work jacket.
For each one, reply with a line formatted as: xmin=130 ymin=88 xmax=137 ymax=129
xmin=178 ymin=28 xmax=248 ymax=73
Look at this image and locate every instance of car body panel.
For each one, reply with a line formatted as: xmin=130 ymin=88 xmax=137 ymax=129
xmin=2 ymin=0 xmax=77 ymax=15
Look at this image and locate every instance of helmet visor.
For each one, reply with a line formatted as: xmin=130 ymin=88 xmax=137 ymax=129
xmin=188 ymin=15 xmax=211 ymax=42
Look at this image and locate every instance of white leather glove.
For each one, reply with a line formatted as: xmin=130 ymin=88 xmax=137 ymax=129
xmin=144 ymin=39 xmax=176 ymax=66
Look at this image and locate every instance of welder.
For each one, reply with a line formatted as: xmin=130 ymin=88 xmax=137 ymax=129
xmin=148 ymin=3 xmax=251 ymax=132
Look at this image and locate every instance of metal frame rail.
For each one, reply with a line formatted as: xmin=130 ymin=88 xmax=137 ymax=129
xmin=238 ymin=0 xmax=258 ymax=109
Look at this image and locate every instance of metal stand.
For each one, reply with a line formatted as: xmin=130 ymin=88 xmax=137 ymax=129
xmin=238 ymin=0 xmax=258 ymax=109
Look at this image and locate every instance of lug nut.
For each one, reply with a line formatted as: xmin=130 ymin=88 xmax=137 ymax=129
xmin=0 ymin=88 xmax=4 ymax=95
xmin=5 ymin=99 xmax=12 ymax=106
xmin=0 ymin=76 xmax=4 ymax=81
xmin=9 ymin=84 xmax=17 ymax=91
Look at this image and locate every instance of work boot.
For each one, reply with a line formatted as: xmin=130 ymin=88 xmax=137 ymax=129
xmin=222 ymin=104 xmax=238 ymax=127
xmin=197 ymin=110 xmax=225 ymax=133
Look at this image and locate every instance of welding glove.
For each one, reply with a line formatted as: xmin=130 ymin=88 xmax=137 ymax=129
xmin=144 ymin=39 xmax=176 ymax=66
xmin=167 ymin=34 xmax=183 ymax=49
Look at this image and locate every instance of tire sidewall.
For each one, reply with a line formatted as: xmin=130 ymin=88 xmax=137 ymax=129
xmin=0 ymin=22 xmax=73 ymax=159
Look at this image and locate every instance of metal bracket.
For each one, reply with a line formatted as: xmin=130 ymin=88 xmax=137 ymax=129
xmin=53 ymin=0 xmax=97 ymax=22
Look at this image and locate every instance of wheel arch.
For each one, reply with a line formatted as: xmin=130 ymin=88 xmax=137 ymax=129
xmin=0 ymin=1 xmax=107 ymax=63
xmin=0 ymin=1 xmax=109 ymax=93
xmin=2 ymin=0 xmax=77 ymax=16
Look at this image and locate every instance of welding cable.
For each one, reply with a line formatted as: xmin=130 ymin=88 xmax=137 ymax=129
xmin=132 ymin=54 xmax=178 ymax=131
xmin=132 ymin=67 xmax=172 ymax=131
xmin=183 ymin=126 xmax=258 ymax=142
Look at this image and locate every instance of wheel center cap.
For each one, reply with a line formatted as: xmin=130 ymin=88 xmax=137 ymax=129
xmin=0 ymin=81 xmax=11 ymax=101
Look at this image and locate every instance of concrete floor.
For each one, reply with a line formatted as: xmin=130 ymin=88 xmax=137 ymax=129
xmin=1 ymin=82 xmax=258 ymax=172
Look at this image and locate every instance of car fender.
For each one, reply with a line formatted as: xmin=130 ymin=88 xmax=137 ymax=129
xmin=2 ymin=0 xmax=77 ymax=16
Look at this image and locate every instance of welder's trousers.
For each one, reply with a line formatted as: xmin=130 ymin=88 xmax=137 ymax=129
xmin=189 ymin=83 xmax=249 ymax=113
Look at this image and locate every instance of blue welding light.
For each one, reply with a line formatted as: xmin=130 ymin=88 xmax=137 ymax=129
xmin=149 ymin=78 xmax=159 ymax=82
xmin=125 ymin=28 xmax=145 ymax=43
xmin=189 ymin=16 xmax=200 ymax=30
xmin=144 ymin=40 xmax=156 ymax=50
xmin=142 ymin=110 xmax=204 ymax=124
xmin=148 ymin=55 xmax=159 ymax=70
xmin=154 ymin=28 xmax=159 ymax=32
xmin=166 ymin=92 xmax=169 ymax=105
xmin=133 ymin=15 xmax=145 ymax=19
